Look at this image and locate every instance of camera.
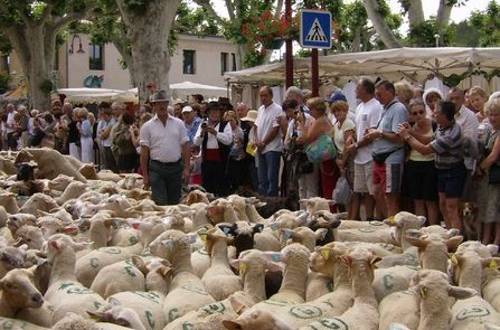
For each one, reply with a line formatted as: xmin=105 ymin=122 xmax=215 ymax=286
xmin=201 ymin=121 xmax=208 ymax=129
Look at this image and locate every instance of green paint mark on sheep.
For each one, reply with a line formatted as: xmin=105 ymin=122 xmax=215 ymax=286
xmin=124 ymin=265 xmax=137 ymax=277
xmin=67 ymin=286 xmax=93 ymax=295
xmin=201 ymin=303 xmax=226 ymax=315
xmin=369 ymin=221 xmax=384 ymax=226
xmin=58 ymin=282 xmax=73 ymax=290
xmin=90 ymin=257 xmax=100 ymax=268
xmin=0 ymin=321 xmax=13 ymax=330
xmin=128 ymin=236 xmax=139 ymax=245
xmin=182 ymin=323 xmax=194 ymax=330
xmin=93 ymin=301 xmax=102 ymax=309
xmin=134 ymin=291 xmax=161 ymax=304
xmin=456 ymin=306 xmax=490 ymax=320
xmin=145 ymin=310 xmax=155 ymax=328
xmin=313 ymin=318 xmax=349 ymax=329
xmin=263 ymin=300 xmax=288 ymax=306
xmin=108 ymin=297 xmax=121 ymax=305
xmin=383 ymin=274 xmax=394 ymax=290
xmin=168 ymin=308 xmax=180 ymax=322
xmin=289 ymin=305 xmax=322 ymax=319
xmin=102 ymin=247 xmax=122 ymax=254
xmin=181 ymin=283 xmax=209 ymax=295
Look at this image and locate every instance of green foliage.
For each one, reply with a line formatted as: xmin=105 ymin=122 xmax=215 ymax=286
xmin=0 ymin=32 xmax=12 ymax=53
xmin=39 ymin=79 xmax=53 ymax=94
xmin=469 ymin=0 xmax=500 ymax=47
xmin=175 ymin=2 xmax=219 ymax=36
xmin=243 ymin=49 xmax=266 ymax=67
xmin=407 ymin=19 xmax=454 ymax=47
xmin=448 ymin=21 xmax=480 ymax=47
xmin=0 ymin=73 xmax=10 ymax=93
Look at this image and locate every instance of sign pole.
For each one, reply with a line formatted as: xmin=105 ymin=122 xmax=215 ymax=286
xmin=285 ymin=0 xmax=293 ymax=89
xmin=311 ymin=49 xmax=319 ymax=96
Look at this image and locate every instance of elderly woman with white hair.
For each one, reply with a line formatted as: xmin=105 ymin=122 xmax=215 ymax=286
xmin=77 ymin=108 xmax=95 ymax=164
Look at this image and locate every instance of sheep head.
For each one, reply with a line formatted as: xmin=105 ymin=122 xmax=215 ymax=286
xmin=223 ymin=309 xmax=294 ymax=330
xmin=149 ymin=229 xmax=195 ymax=262
xmin=205 ymin=227 xmax=233 ymax=256
xmin=217 ymin=222 xmax=263 ymax=257
xmin=0 ymin=246 xmax=26 ymax=270
xmin=0 ymin=267 xmax=44 ymax=309
xmin=7 ymin=213 xmax=37 ymax=235
xmin=310 ymin=242 xmax=350 ymax=277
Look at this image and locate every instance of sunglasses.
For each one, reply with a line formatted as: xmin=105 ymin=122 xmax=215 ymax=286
xmin=411 ymin=110 xmax=425 ymax=116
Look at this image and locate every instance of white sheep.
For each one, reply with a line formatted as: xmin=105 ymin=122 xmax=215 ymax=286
xmin=18 ymin=193 xmax=59 ymax=216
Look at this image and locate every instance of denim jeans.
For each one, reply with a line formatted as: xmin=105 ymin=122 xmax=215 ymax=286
xmin=149 ymin=160 xmax=183 ymax=205
xmin=258 ymin=151 xmax=281 ymax=196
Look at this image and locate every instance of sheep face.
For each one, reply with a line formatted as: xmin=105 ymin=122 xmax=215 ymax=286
xmin=223 ymin=309 xmax=293 ymax=330
xmin=7 ymin=213 xmax=37 ymax=233
xmin=14 ymin=225 xmax=45 ymax=250
xmin=149 ymin=229 xmax=192 ymax=261
xmin=0 ymin=268 xmax=44 ymax=309
xmin=309 ymin=242 xmax=349 ymax=276
xmin=218 ymin=223 xmax=263 ymax=256
xmin=0 ymin=246 xmax=26 ymax=270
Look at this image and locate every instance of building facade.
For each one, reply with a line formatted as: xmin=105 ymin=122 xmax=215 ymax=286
xmin=55 ymin=33 xmax=241 ymax=90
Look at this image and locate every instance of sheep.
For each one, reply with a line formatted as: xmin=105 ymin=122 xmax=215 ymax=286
xmin=0 ymin=316 xmax=49 ymax=330
xmin=200 ymin=228 xmax=242 ymax=301
xmin=182 ymin=190 xmax=210 ymax=205
xmin=44 ymin=234 xmax=106 ymax=324
xmin=299 ymin=197 xmax=334 ymax=216
xmin=47 ymin=174 xmax=74 ymax=191
xmin=226 ymin=195 xmax=250 ymax=222
xmin=223 ymin=309 xmax=295 ymax=330
xmin=148 ymin=229 xmax=215 ymax=323
xmin=38 ymin=208 xmax=73 ymax=225
xmin=217 ymin=222 xmax=264 ymax=257
xmin=482 ymin=260 xmax=500 ymax=313
xmin=7 ymin=213 xmax=37 ymax=235
xmin=0 ymin=245 xmax=26 ymax=279
xmin=0 ymin=268 xmax=46 ymax=325
xmin=90 ymin=256 xmax=148 ymax=299
xmin=14 ymin=225 xmax=45 ymax=250
xmin=56 ymin=181 xmax=88 ymax=205
xmin=0 ymin=191 xmax=19 ymax=213
xmin=87 ymin=304 xmax=147 ymax=330
xmin=18 ymin=193 xmax=59 ymax=216
xmin=206 ymin=200 xmax=240 ymax=225
xmin=166 ymin=249 xmax=280 ymax=330
xmin=449 ymin=249 xmax=500 ymax=329
xmin=411 ymin=269 xmax=476 ymax=330
xmin=300 ymin=247 xmax=381 ymax=330
xmin=105 ymin=263 xmax=172 ymax=330
xmin=0 ymin=206 xmax=8 ymax=228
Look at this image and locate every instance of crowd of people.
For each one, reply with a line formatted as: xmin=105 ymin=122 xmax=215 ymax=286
xmin=1 ymin=79 xmax=499 ymax=244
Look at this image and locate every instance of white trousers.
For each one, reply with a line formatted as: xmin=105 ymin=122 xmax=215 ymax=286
xmin=80 ymin=137 xmax=94 ymax=164
xmin=69 ymin=142 xmax=81 ymax=160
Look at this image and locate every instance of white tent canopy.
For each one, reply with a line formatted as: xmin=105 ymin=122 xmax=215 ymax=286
xmin=128 ymin=81 xmax=228 ymax=100
xmin=56 ymin=88 xmax=126 ymax=103
xmin=225 ymin=47 xmax=500 ymax=85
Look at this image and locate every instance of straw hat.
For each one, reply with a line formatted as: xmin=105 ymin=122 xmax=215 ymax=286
xmin=150 ymin=90 xmax=170 ymax=103
xmin=241 ymin=110 xmax=258 ymax=123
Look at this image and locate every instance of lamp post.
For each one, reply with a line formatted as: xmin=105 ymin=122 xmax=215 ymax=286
xmin=285 ymin=0 xmax=293 ymax=89
xmin=434 ymin=34 xmax=440 ymax=48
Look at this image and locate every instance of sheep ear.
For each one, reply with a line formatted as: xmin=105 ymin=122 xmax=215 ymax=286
xmin=416 ymin=216 xmax=427 ymax=226
xmin=448 ymin=286 xmax=477 ymax=300
xmin=319 ymin=247 xmax=332 ymax=260
xmin=130 ymin=256 xmax=148 ymax=275
xmin=87 ymin=310 xmax=106 ymax=320
xmin=50 ymin=240 xmax=60 ymax=251
xmin=103 ymin=219 xmax=115 ymax=229
xmin=229 ymin=296 xmax=249 ymax=315
xmin=315 ymin=228 xmax=329 ymax=241
xmin=487 ymin=244 xmax=499 ymax=256
xmin=370 ymin=256 xmax=382 ymax=268
xmin=229 ymin=259 xmax=240 ymax=271
xmin=253 ymin=224 xmax=264 ymax=234
xmin=405 ymin=230 xmax=428 ymax=248
xmin=62 ymin=225 xmax=79 ymax=235
xmin=446 ymin=236 xmax=464 ymax=252
xmin=222 ymin=320 xmax=243 ymax=330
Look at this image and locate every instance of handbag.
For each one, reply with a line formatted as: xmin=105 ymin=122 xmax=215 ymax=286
xmin=305 ymin=134 xmax=337 ymax=163
xmin=489 ymin=164 xmax=500 ymax=184
xmin=245 ymin=143 xmax=257 ymax=157
xmin=332 ymin=175 xmax=352 ymax=205
xmin=372 ymin=147 xmax=403 ymax=165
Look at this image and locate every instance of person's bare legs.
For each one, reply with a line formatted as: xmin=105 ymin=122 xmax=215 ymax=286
xmin=364 ymin=194 xmax=375 ymax=220
xmin=349 ymin=193 xmax=360 ymax=220
xmin=446 ymin=197 xmax=462 ymax=232
xmin=385 ymin=193 xmax=400 ymax=218
xmin=425 ymin=201 xmax=439 ymax=226
xmin=373 ymin=184 xmax=387 ymax=219
xmin=414 ymin=199 xmax=426 ymax=217
xmin=483 ymin=223 xmax=493 ymax=244
xmin=438 ymin=193 xmax=449 ymax=228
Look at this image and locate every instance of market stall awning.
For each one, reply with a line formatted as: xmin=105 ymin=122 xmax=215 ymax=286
xmin=127 ymin=81 xmax=228 ymax=100
xmin=56 ymin=88 xmax=126 ymax=103
xmin=225 ymin=47 xmax=500 ymax=84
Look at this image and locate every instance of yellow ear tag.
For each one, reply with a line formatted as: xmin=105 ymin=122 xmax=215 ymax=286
xmin=320 ymin=249 xmax=330 ymax=260
xmin=451 ymin=254 xmax=458 ymax=266
xmin=489 ymin=259 xmax=498 ymax=270
xmin=386 ymin=216 xmax=395 ymax=225
xmin=199 ymin=233 xmax=207 ymax=242
xmin=419 ymin=287 xmax=427 ymax=299
xmin=239 ymin=262 xmax=247 ymax=275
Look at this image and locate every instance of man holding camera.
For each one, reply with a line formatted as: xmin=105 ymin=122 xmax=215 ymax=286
xmin=139 ymin=90 xmax=190 ymax=205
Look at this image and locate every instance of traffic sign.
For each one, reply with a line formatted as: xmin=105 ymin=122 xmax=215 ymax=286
xmin=300 ymin=9 xmax=332 ymax=49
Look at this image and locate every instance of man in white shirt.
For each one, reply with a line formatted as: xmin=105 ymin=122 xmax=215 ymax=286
xmin=139 ymin=90 xmax=190 ymax=205
xmin=255 ymin=86 xmax=283 ymax=196
xmin=448 ymin=87 xmax=480 ymax=202
xmin=345 ymin=78 xmax=382 ymax=220
xmin=193 ymin=101 xmax=232 ymax=196
xmin=98 ymin=106 xmax=117 ymax=172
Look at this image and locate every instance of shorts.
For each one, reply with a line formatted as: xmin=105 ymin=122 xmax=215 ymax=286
xmin=403 ymin=160 xmax=438 ymax=201
xmin=461 ymin=169 xmax=477 ymax=202
xmin=372 ymin=161 xmax=403 ymax=194
xmin=353 ymin=162 xmax=374 ymax=195
xmin=437 ymin=164 xmax=467 ymax=199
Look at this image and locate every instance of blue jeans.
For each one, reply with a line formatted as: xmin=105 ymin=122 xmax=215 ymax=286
xmin=149 ymin=160 xmax=183 ymax=205
xmin=258 ymin=151 xmax=281 ymax=196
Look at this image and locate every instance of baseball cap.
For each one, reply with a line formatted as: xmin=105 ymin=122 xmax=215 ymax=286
xmin=327 ymin=91 xmax=347 ymax=104
xmin=182 ymin=106 xmax=194 ymax=113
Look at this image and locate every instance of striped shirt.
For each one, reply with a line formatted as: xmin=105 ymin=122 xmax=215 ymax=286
xmin=430 ymin=122 xmax=463 ymax=169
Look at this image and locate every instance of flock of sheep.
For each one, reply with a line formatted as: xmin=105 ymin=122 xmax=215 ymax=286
xmin=0 ymin=147 xmax=500 ymax=330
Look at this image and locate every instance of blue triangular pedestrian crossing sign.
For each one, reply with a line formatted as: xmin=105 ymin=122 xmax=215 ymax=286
xmin=300 ymin=10 xmax=332 ymax=49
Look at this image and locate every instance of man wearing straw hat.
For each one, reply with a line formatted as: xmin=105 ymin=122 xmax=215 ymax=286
xmin=139 ymin=90 xmax=190 ymax=205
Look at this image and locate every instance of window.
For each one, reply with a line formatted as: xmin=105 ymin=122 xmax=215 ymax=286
xmin=231 ymin=53 xmax=237 ymax=71
xmin=183 ymin=50 xmax=196 ymax=75
xmin=89 ymin=44 xmax=104 ymax=70
xmin=220 ymin=52 xmax=228 ymax=75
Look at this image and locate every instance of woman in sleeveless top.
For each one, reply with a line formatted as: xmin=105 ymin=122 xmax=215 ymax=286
xmin=402 ymin=99 xmax=439 ymax=225
xmin=476 ymin=98 xmax=500 ymax=245
xmin=297 ymin=97 xmax=335 ymax=203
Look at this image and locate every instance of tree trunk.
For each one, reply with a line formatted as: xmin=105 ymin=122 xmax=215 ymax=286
xmin=116 ymin=0 xmax=181 ymax=103
xmin=351 ymin=27 xmax=362 ymax=52
xmin=0 ymin=55 xmax=8 ymax=74
xmin=362 ymin=0 xmax=402 ymax=48
xmin=404 ymin=0 xmax=425 ymax=30
xmin=436 ymin=0 xmax=453 ymax=36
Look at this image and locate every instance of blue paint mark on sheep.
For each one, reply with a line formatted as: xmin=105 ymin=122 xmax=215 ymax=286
xmin=289 ymin=305 xmax=322 ymax=319
xmin=383 ymin=274 xmax=394 ymax=290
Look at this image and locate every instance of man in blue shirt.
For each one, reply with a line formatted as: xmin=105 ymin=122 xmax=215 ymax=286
xmin=364 ymin=80 xmax=409 ymax=217
xmin=182 ymin=105 xmax=202 ymax=144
